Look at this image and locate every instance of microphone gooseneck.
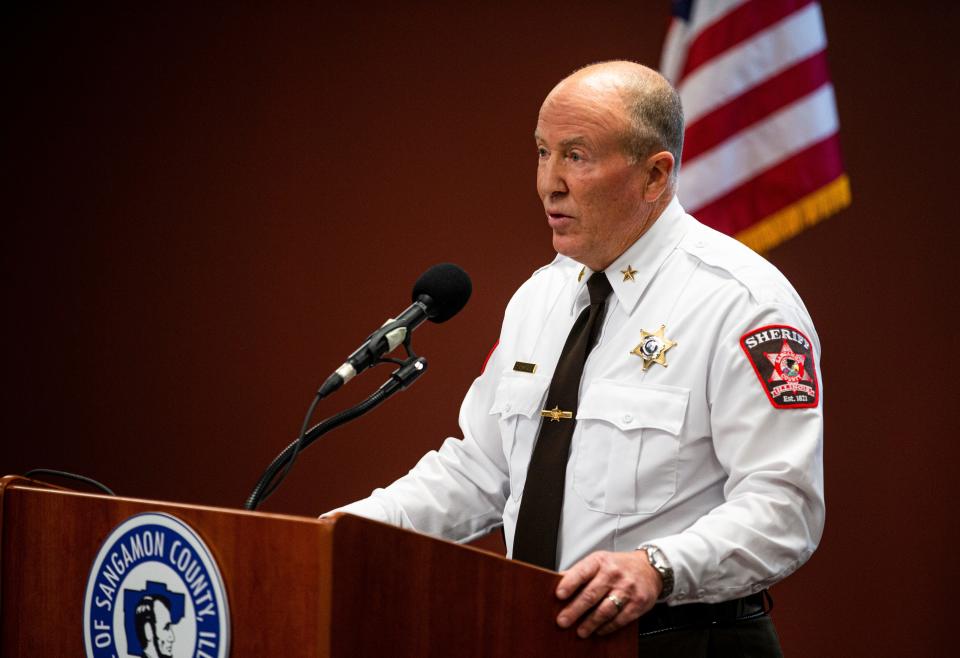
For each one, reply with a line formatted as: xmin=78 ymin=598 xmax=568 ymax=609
xmin=244 ymin=356 xmax=428 ymax=510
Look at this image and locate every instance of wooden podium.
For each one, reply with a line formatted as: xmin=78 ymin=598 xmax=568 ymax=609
xmin=0 ymin=476 xmax=635 ymax=656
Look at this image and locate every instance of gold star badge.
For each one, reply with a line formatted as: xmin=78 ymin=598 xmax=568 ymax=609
xmin=621 ymin=265 xmax=638 ymax=282
xmin=631 ymin=325 xmax=677 ymax=370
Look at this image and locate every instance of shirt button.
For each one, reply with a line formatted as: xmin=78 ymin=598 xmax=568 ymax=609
xmin=623 ymin=413 xmax=633 ymax=423
xmin=504 ymin=404 xmax=511 ymax=412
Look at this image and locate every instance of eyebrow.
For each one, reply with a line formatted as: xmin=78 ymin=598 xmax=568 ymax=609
xmin=533 ymin=131 xmax=590 ymax=149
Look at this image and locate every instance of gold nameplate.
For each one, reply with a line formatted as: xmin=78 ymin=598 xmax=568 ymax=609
xmin=540 ymin=406 xmax=573 ymax=422
xmin=513 ymin=361 xmax=538 ymax=374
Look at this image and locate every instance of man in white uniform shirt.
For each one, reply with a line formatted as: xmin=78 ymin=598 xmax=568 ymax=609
xmin=333 ymin=61 xmax=823 ymax=656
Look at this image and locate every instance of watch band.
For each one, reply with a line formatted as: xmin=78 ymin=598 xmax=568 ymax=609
xmin=640 ymin=544 xmax=675 ymax=600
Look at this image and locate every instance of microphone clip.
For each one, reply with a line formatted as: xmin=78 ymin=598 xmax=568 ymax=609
xmin=364 ymin=313 xmax=421 ymax=366
xmin=320 ymin=303 xmax=425 ymax=399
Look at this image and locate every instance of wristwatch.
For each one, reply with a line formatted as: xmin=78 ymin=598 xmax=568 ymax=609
xmin=640 ymin=545 xmax=674 ymax=601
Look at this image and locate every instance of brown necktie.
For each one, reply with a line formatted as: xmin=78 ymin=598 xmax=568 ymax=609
xmin=512 ymin=272 xmax=613 ymax=570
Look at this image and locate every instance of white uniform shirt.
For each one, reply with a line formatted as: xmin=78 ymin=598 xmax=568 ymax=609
xmin=335 ymin=196 xmax=825 ymax=605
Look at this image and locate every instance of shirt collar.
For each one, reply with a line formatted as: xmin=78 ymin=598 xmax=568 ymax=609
xmin=569 ymin=195 xmax=691 ymax=315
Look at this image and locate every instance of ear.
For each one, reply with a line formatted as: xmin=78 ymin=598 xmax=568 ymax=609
xmin=643 ymin=150 xmax=675 ymax=202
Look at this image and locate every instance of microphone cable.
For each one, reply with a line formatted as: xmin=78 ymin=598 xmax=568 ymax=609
xmin=23 ymin=468 xmax=115 ymax=496
xmin=244 ymin=356 xmax=427 ymax=510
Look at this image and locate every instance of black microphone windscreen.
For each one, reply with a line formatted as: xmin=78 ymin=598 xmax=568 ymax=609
xmin=412 ymin=263 xmax=472 ymax=323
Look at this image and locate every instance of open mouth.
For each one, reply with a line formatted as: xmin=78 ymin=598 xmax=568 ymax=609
xmin=547 ymin=212 xmax=573 ymax=228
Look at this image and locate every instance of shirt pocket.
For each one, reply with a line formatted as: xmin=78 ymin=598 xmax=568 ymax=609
xmin=572 ymin=379 xmax=689 ymax=515
xmin=489 ymin=370 xmax=550 ymax=501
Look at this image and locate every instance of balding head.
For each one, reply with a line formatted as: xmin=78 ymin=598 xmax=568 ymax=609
xmin=545 ymin=61 xmax=684 ymax=181
xmin=535 ymin=61 xmax=683 ymax=270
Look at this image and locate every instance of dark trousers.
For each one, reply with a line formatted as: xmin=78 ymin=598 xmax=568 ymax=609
xmin=637 ymin=615 xmax=783 ymax=657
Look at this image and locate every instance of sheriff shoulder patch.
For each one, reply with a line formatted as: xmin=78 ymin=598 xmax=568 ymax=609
xmin=740 ymin=325 xmax=818 ymax=409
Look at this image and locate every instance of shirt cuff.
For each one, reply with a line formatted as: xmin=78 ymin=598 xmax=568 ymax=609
xmin=323 ymin=491 xmax=397 ymax=525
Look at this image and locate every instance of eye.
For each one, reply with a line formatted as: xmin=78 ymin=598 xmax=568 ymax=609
xmin=570 ymin=152 xmax=582 ymax=162
xmin=537 ymin=146 xmax=548 ymax=159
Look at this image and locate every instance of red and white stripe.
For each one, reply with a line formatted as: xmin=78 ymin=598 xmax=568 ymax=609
xmin=661 ymin=0 xmax=849 ymax=249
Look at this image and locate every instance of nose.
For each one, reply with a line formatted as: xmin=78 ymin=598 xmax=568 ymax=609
xmin=537 ymin=154 xmax=568 ymax=200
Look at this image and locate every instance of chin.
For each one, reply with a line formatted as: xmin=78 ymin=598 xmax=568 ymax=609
xmin=552 ymin=235 xmax=582 ymax=262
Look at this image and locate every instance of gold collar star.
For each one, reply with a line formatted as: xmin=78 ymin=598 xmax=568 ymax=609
xmin=621 ymin=265 xmax=638 ymax=282
xmin=631 ymin=325 xmax=677 ymax=370
xmin=578 ymin=267 xmax=585 ymax=282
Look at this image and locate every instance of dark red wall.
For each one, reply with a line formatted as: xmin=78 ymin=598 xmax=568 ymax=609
xmin=4 ymin=3 xmax=957 ymax=654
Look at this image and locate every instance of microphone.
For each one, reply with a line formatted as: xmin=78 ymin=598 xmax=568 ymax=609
xmin=317 ymin=263 xmax=471 ymax=397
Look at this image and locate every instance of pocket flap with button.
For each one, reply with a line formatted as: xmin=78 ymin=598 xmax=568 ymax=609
xmin=577 ymin=379 xmax=689 ymax=433
xmin=489 ymin=371 xmax=551 ymax=419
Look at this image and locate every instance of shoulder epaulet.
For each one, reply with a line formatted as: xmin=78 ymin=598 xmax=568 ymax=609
xmin=679 ymin=220 xmax=798 ymax=307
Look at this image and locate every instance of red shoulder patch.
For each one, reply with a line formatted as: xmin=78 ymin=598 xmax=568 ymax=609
xmin=480 ymin=340 xmax=499 ymax=375
xmin=739 ymin=325 xmax=818 ymax=409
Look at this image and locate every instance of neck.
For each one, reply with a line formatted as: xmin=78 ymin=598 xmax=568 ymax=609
xmin=589 ymin=193 xmax=674 ymax=271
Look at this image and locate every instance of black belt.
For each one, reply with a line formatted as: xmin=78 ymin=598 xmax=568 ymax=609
xmin=636 ymin=590 xmax=772 ymax=637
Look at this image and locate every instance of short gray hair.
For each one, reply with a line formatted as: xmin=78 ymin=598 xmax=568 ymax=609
xmin=618 ymin=70 xmax=685 ymax=177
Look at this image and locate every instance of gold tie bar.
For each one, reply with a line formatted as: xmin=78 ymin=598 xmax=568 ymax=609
xmin=540 ymin=406 xmax=573 ymax=422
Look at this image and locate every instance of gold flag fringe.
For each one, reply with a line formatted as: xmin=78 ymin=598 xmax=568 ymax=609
xmin=736 ymin=174 xmax=851 ymax=254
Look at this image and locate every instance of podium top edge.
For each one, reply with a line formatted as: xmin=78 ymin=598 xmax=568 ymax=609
xmin=1 ymin=474 xmax=335 ymax=527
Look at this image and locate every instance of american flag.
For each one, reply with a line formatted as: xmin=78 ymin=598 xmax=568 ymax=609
xmin=661 ymin=0 xmax=850 ymax=252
